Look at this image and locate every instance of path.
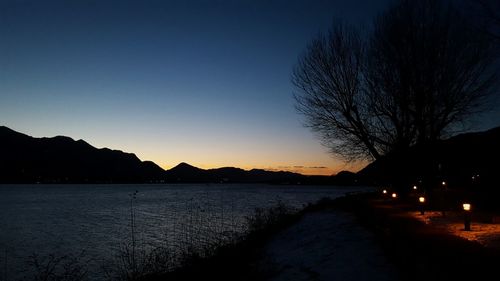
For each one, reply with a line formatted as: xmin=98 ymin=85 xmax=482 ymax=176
xmin=259 ymin=210 xmax=399 ymax=281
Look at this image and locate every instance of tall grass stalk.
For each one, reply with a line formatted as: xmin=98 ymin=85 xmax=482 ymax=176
xmin=24 ymin=251 xmax=89 ymax=281
xmin=2 ymin=247 xmax=7 ymax=281
xmin=104 ymin=191 xmax=299 ymax=280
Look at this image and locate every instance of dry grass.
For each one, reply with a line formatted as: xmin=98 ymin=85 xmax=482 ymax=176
xmin=102 ymin=197 xmax=300 ymax=281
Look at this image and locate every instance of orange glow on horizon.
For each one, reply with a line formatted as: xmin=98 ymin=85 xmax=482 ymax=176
xmin=24 ymin=126 xmax=367 ymax=177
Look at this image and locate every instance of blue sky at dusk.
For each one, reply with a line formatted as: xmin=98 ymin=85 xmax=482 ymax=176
xmin=1 ymin=0 xmax=498 ymax=175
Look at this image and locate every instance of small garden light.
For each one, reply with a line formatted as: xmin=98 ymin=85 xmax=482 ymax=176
xmin=441 ymin=181 xmax=446 ymax=187
xmin=383 ymin=189 xmax=387 ymax=195
xmin=463 ymin=203 xmax=471 ymax=211
xmin=413 ymin=185 xmax=417 ymax=190
xmin=419 ymin=197 xmax=426 ymax=215
xmin=463 ymin=203 xmax=471 ymax=231
xmin=391 ymin=192 xmax=397 ymax=199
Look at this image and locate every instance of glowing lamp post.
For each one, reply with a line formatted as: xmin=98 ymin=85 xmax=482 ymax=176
xmin=418 ymin=196 xmax=426 ymax=215
xmin=463 ymin=203 xmax=471 ymax=211
xmin=413 ymin=185 xmax=418 ymax=190
xmin=382 ymin=189 xmax=387 ymax=195
xmin=463 ymin=203 xmax=471 ymax=231
xmin=391 ymin=192 xmax=397 ymax=199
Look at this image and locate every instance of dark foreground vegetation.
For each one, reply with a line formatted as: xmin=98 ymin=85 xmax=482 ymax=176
xmin=141 ymin=203 xmax=301 ymax=281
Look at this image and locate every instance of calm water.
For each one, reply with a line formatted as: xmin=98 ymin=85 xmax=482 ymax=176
xmin=0 ymin=184 xmax=370 ymax=280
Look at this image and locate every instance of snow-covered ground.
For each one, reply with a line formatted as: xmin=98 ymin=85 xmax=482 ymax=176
xmin=410 ymin=211 xmax=500 ymax=248
xmin=260 ymin=211 xmax=399 ymax=281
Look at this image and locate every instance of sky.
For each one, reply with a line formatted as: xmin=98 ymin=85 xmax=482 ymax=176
xmin=0 ymin=0 xmax=498 ymax=175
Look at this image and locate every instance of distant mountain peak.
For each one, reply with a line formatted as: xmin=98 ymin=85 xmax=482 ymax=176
xmin=0 ymin=125 xmax=29 ymax=137
xmin=46 ymin=135 xmax=75 ymax=142
xmin=172 ymin=162 xmax=198 ymax=169
xmin=0 ymin=126 xmax=165 ymax=183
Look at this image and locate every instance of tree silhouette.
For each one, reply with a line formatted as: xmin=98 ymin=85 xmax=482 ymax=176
xmin=293 ymin=0 xmax=498 ymax=161
xmin=476 ymin=0 xmax=500 ymax=40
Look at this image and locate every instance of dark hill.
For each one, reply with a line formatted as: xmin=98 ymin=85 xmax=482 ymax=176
xmin=358 ymin=126 xmax=500 ymax=191
xmin=164 ymin=163 xmax=358 ymax=185
xmin=0 ymin=126 xmax=165 ymax=183
xmin=165 ymin=162 xmax=211 ymax=182
xmin=164 ymin=163 xmax=306 ymax=184
xmin=214 ymin=167 xmax=303 ymax=183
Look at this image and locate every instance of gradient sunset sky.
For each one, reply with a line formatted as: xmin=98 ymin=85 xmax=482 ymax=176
xmin=1 ymin=0 xmax=498 ymax=175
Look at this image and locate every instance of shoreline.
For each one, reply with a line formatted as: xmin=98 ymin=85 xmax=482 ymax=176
xmin=156 ymin=192 xmax=500 ymax=281
xmin=9 ymin=190 xmax=499 ymax=280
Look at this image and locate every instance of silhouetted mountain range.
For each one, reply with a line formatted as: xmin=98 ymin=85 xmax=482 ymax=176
xmin=165 ymin=162 xmax=305 ymax=183
xmin=3 ymin=125 xmax=497 ymax=186
xmin=0 ymin=126 xmax=165 ymax=183
xmin=164 ymin=162 xmax=357 ymax=185
xmin=0 ymin=126 xmax=347 ymax=184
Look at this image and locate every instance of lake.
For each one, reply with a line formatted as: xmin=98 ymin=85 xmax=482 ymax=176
xmin=0 ymin=184 xmax=370 ymax=280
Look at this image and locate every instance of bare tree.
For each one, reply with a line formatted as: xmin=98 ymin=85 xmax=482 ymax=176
xmin=367 ymin=0 xmax=497 ymax=146
xmin=293 ymin=24 xmax=381 ymax=161
xmin=293 ymin=0 xmax=498 ymax=161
